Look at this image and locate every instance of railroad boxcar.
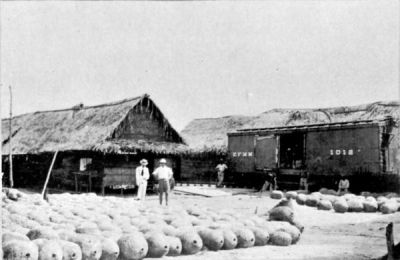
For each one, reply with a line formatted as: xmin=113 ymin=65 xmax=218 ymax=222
xmin=227 ymin=117 xmax=400 ymax=192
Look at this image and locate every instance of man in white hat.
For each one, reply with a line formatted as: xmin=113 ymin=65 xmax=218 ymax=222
xmin=135 ymin=159 xmax=149 ymax=200
xmin=152 ymin=158 xmax=173 ymax=206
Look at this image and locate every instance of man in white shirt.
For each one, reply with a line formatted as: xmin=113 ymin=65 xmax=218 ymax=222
xmin=153 ymin=158 xmax=173 ymax=206
xmin=215 ymin=159 xmax=228 ymax=188
xmin=135 ymin=159 xmax=150 ymax=201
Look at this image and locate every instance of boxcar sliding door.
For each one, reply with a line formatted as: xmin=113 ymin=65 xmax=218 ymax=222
xmin=255 ymin=135 xmax=278 ymax=170
xmin=228 ymin=135 xmax=255 ymax=173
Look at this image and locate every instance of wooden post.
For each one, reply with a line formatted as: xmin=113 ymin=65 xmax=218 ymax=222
xmin=386 ymin=222 xmax=394 ymax=260
xmin=41 ymin=151 xmax=58 ymax=199
xmin=398 ymin=29 xmax=400 ymax=192
xmin=88 ymin=171 xmax=92 ymax=192
xmin=9 ymin=85 xmax=14 ymax=188
xmin=74 ymin=173 xmax=78 ymax=193
xmin=0 ymin=171 xmax=3 ymax=253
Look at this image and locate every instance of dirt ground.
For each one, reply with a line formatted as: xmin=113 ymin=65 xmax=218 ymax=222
xmin=135 ymin=190 xmax=400 ymax=260
xmin=14 ymin=188 xmax=400 ymax=260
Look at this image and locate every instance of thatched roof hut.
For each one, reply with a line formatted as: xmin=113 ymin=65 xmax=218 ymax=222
xmin=2 ymin=94 xmax=188 ymax=155
xmin=181 ymin=101 xmax=400 ymax=153
xmin=180 ymin=115 xmax=254 ymax=155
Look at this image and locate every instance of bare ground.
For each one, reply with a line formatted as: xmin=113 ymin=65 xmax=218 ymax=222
xmin=14 ymin=188 xmax=400 ymax=260
xmin=140 ymin=190 xmax=400 ymax=260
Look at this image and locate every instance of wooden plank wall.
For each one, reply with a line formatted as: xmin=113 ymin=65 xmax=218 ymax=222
xmin=113 ymin=98 xmax=181 ymax=143
xmin=388 ymin=123 xmax=400 ymax=175
xmin=180 ymin=157 xmax=219 ymax=183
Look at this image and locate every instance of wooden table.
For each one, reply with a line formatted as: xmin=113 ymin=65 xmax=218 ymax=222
xmin=101 ymin=167 xmax=136 ymax=196
xmin=72 ymin=170 xmax=98 ymax=193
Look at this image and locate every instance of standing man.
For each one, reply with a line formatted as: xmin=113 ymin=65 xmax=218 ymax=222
xmin=299 ymin=171 xmax=309 ymax=191
xmin=215 ymin=159 xmax=228 ymax=188
xmin=338 ymin=175 xmax=350 ymax=194
xmin=135 ymin=159 xmax=149 ymax=201
xmin=153 ymin=158 xmax=173 ymax=206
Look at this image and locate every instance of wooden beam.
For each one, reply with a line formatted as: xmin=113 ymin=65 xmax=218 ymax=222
xmin=41 ymin=151 xmax=58 ymax=200
xmin=386 ymin=223 xmax=395 ymax=260
xmin=9 ymin=85 xmax=14 ymax=188
xmin=0 ymin=171 xmax=3 ymax=251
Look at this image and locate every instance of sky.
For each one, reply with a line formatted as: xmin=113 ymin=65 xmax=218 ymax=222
xmin=1 ymin=1 xmax=399 ymax=131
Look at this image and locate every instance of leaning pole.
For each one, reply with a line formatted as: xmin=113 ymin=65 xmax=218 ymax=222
xmin=41 ymin=151 xmax=59 ymax=200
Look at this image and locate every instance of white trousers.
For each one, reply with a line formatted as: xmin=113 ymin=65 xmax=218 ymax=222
xmin=137 ymin=181 xmax=147 ymax=200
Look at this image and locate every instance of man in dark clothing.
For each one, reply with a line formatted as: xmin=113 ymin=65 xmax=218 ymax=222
xmin=259 ymin=169 xmax=277 ymax=197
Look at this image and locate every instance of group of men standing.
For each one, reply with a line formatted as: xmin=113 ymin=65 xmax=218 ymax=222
xmin=134 ymin=158 xmax=228 ymax=205
xmin=135 ymin=158 xmax=351 ymax=205
xmin=135 ymin=158 xmax=173 ymax=206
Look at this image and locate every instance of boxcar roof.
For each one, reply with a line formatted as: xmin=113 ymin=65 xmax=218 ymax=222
xmin=182 ymin=101 xmax=399 ymax=153
xmin=228 ymin=117 xmax=392 ymax=136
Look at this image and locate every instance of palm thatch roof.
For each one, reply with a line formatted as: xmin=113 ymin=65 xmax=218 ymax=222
xmin=92 ymin=139 xmax=189 ymax=154
xmin=180 ymin=115 xmax=255 ymax=154
xmin=181 ymin=101 xmax=400 ymax=153
xmin=246 ymin=101 xmax=400 ymax=129
xmin=2 ymin=94 xmax=187 ymax=155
